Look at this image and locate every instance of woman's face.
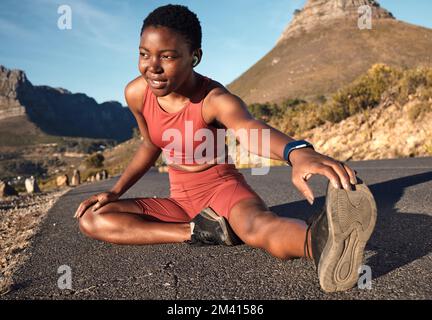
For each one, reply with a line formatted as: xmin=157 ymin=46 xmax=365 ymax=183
xmin=139 ymin=26 xmax=196 ymax=96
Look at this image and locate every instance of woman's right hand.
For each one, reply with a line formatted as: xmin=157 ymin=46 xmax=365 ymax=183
xmin=74 ymin=191 xmax=120 ymax=219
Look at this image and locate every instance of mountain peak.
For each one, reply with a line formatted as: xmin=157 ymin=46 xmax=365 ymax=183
xmin=278 ymin=0 xmax=394 ymax=43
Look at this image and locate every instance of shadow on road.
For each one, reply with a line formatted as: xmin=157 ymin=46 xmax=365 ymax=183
xmin=271 ymin=171 xmax=432 ymax=279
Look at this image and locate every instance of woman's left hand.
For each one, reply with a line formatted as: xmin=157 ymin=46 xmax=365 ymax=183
xmin=289 ymin=147 xmax=358 ymax=205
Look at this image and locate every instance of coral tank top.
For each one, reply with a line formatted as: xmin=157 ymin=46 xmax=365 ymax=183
xmin=141 ymin=75 xmax=228 ymax=166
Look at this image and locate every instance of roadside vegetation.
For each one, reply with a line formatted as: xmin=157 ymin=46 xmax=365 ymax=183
xmin=248 ymin=64 xmax=432 ymax=136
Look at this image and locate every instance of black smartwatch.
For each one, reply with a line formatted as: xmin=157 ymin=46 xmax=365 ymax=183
xmin=283 ymin=140 xmax=314 ymax=166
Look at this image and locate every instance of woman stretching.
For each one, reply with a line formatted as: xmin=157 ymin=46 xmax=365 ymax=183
xmin=74 ymin=5 xmax=376 ymax=293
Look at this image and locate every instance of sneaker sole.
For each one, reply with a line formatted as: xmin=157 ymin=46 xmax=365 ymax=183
xmin=200 ymin=207 xmax=243 ymax=246
xmin=318 ymin=180 xmax=377 ymax=292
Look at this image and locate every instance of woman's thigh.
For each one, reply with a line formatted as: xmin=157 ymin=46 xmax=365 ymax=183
xmin=94 ymin=197 xmax=191 ymax=223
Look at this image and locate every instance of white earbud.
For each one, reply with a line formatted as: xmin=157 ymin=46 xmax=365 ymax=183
xmin=192 ymin=55 xmax=199 ymax=67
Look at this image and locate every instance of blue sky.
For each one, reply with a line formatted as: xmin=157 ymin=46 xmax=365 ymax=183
xmin=0 ymin=0 xmax=431 ymax=105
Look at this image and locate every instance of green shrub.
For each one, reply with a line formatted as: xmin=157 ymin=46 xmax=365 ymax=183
xmin=247 ymin=64 xmax=432 ymax=136
xmin=417 ymin=86 xmax=432 ymax=101
xmin=318 ymin=101 xmax=348 ymax=123
xmin=396 ymin=67 xmax=432 ymax=104
xmin=85 ymin=152 xmax=105 ymax=168
xmin=2 ymin=160 xmax=47 ymax=179
xmin=318 ymin=64 xmax=400 ymax=123
xmin=408 ymin=101 xmax=431 ymax=123
xmin=282 ymin=102 xmax=324 ymax=135
xmin=248 ymin=102 xmax=284 ymax=121
xmin=280 ymin=98 xmax=306 ymax=108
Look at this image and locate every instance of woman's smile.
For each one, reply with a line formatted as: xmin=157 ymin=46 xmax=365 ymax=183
xmin=148 ymin=78 xmax=168 ymax=89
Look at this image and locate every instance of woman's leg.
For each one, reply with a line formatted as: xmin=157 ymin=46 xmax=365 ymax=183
xmin=228 ymin=197 xmax=311 ymax=260
xmin=78 ymin=199 xmax=191 ymax=245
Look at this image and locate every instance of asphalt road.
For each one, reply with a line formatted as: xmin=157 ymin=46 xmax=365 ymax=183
xmin=3 ymin=157 xmax=432 ymax=300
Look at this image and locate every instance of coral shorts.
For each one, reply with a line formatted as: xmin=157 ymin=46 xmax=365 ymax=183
xmin=133 ymin=163 xmax=260 ymax=223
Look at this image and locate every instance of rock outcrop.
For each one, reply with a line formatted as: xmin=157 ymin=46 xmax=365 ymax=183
xmin=0 ymin=65 xmax=136 ymax=142
xmin=0 ymin=66 xmax=27 ymax=121
xmin=24 ymin=176 xmax=40 ymax=194
xmin=56 ymin=175 xmax=69 ymax=187
xmin=278 ymin=0 xmax=394 ymax=42
xmin=70 ymin=170 xmax=81 ymax=186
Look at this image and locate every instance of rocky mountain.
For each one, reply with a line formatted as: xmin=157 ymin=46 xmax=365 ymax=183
xmin=0 ymin=65 xmax=136 ymax=142
xmin=228 ymin=0 xmax=432 ymax=104
xmin=277 ymin=0 xmax=394 ymax=41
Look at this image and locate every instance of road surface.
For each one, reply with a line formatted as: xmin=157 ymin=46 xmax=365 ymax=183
xmin=3 ymin=157 xmax=432 ymax=300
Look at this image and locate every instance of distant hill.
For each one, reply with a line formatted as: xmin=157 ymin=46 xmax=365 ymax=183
xmin=0 ymin=65 xmax=136 ymax=143
xmin=0 ymin=64 xmax=139 ymax=183
xmin=228 ymin=0 xmax=432 ymax=104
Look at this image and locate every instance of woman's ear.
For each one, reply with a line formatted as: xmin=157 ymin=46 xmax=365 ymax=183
xmin=192 ymin=49 xmax=203 ymax=67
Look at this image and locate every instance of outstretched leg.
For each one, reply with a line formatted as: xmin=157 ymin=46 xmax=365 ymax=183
xmin=228 ymin=197 xmax=311 ymax=260
xmin=227 ymin=181 xmax=377 ymax=293
xmin=78 ymin=199 xmax=191 ymax=245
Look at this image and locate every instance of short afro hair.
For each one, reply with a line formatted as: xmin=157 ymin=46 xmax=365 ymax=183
xmin=140 ymin=4 xmax=202 ymax=53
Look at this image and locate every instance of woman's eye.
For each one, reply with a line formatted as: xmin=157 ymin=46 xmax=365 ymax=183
xmin=162 ymin=55 xmax=175 ymax=59
xmin=139 ymin=52 xmax=149 ymax=58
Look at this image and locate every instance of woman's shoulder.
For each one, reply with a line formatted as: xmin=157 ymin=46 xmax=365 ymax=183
xmin=204 ymin=77 xmax=231 ymax=102
xmin=202 ymin=77 xmax=241 ymax=125
xmin=204 ymin=77 xmax=240 ymax=110
xmin=124 ymin=76 xmax=148 ymax=114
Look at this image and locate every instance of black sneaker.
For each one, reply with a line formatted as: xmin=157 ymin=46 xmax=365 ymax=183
xmin=304 ymin=178 xmax=377 ymax=292
xmin=186 ymin=207 xmax=243 ymax=246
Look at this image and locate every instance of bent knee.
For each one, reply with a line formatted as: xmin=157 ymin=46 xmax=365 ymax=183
xmin=78 ymin=207 xmax=98 ymax=238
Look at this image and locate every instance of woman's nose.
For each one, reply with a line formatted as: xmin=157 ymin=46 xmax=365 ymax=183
xmin=147 ymin=56 xmax=163 ymax=73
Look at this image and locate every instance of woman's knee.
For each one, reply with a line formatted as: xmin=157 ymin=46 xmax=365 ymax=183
xmin=78 ymin=206 xmax=98 ymax=238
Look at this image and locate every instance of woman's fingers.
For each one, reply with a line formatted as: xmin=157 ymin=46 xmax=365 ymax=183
xmin=342 ymin=163 xmax=358 ymax=185
xmin=74 ymin=192 xmax=117 ymax=219
xmin=291 ymin=153 xmax=360 ymax=204
xmin=74 ymin=198 xmax=97 ymax=219
xmin=73 ymin=203 xmax=85 ymax=219
xmin=74 ymin=204 xmax=84 ymax=219
xmin=92 ymin=200 xmax=103 ymax=212
xmin=324 ymin=160 xmax=352 ymax=190
xmin=315 ymin=164 xmax=342 ymax=189
xmin=292 ymin=174 xmax=315 ymax=205
xmin=92 ymin=194 xmax=113 ymax=212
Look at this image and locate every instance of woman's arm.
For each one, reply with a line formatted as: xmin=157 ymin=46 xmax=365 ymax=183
xmin=109 ymin=78 xmax=162 ymax=197
xmin=208 ymin=89 xmax=357 ymax=204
